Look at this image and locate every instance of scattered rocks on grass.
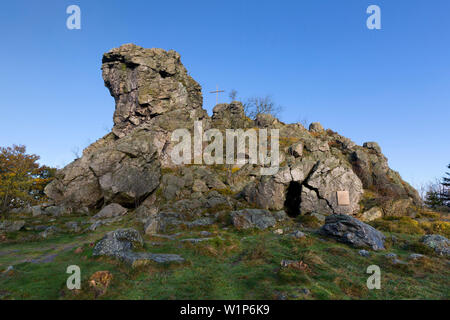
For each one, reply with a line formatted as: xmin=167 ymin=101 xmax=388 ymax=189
xmin=39 ymin=226 xmax=60 ymax=238
xmin=93 ymin=228 xmax=184 ymax=267
xmin=65 ymin=221 xmax=81 ymax=232
xmin=180 ymin=238 xmax=213 ymax=244
xmin=0 ymin=220 xmax=25 ymax=233
xmin=408 ymin=253 xmax=425 ymax=260
xmin=289 ymin=230 xmax=306 ymax=239
xmin=421 ymin=235 xmax=449 ymax=257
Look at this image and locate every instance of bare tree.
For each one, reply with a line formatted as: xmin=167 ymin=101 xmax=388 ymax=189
xmin=244 ymin=95 xmax=282 ymax=119
xmin=229 ymin=89 xmax=238 ymax=101
xmin=71 ymin=146 xmax=81 ymax=160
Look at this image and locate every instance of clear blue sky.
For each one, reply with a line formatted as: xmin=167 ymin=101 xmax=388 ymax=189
xmin=0 ymin=0 xmax=449 ymax=188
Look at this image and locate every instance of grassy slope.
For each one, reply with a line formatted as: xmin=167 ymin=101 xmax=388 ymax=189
xmin=0 ymin=214 xmax=449 ymax=300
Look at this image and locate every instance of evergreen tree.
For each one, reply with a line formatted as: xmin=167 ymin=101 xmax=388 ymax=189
xmin=424 ymin=189 xmax=443 ymax=209
xmin=442 ymin=163 xmax=450 ymax=206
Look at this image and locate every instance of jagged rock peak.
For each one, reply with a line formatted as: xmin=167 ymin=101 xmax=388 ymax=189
xmin=102 ymin=43 xmax=205 ymax=137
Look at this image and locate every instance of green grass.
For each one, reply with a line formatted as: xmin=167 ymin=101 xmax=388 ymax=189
xmin=0 ymin=214 xmax=449 ymax=300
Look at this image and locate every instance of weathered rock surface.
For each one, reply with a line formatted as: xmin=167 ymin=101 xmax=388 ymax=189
xmin=301 ymin=159 xmax=363 ymax=215
xmin=31 ymin=205 xmax=44 ymax=217
xmin=320 ymin=214 xmax=386 ymax=250
xmin=360 ymin=206 xmax=383 ymax=222
xmin=43 ymin=43 xmax=421 ymax=229
xmin=309 ymin=122 xmax=324 ymax=133
xmin=0 ymin=220 xmax=25 ymax=233
xmin=93 ymin=228 xmax=184 ymax=267
xmin=94 ymin=203 xmax=128 ymax=219
xmin=102 ymin=44 xmax=207 ymax=137
xmin=421 ymin=235 xmax=449 ymax=257
xmin=39 ymin=226 xmax=60 ymax=238
xmin=212 ymin=102 xmax=249 ymax=129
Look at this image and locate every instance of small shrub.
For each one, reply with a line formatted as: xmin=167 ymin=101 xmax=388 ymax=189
xmin=370 ymin=217 xmax=425 ymax=235
xmin=420 ymin=221 xmax=450 ymax=237
xmin=406 ymin=242 xmax=435 ymax=255
xmin=297 ymin=215 xmax=321 ymax=228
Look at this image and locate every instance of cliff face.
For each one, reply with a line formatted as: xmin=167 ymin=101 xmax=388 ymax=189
xmin=101 ymin=44 xmax=207 ymax=138
xmin=44 ymin=44 xmax=420 ymax=224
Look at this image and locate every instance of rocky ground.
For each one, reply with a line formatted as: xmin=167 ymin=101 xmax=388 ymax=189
xmin=0 ymin=207 xmax=448 ymax=299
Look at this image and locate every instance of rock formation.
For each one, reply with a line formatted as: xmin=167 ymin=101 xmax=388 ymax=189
xmin=44 ymin=43 xmax=421 ymax=230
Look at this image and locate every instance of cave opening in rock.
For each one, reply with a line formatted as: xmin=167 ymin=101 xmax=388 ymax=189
xmin=284 ymin=181 xmax=302 ymax=217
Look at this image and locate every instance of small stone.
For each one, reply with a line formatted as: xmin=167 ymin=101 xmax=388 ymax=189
xmin=421 ymin=235 xmax=449 ymax=257
xmin=290 ymin=230 xmax=306 ymax=239
xmin=309 ymin=122 xmax=324 ymax=133
xmin=363 ymin=142 xmax=382 ymax=154
xmin=65 ymin=221 xmax=80 ymax=232
xmin=360 ymin=206 xmax=383 ymax=222
xmin=299 ymin=288 xmax=310 ymax=296
xmin=391 ymin=258 xmax=407 ymax=265
xmin=180 ymin=238 xmax=213 ymax=244
xmin=0 ymin=220 xmax=25 ymax=233
xmin=273 ymin=229 xmax=283 ymax=235
xmin=94 ymin=203 xmax=127 ymax=219
xmin=231 ymin=209 xmax=277 ymax=230
xmin=408 ymin=253 xmax=424 ymax=260
xmin=359 ymin=249 xmax=370 ymax=257
xmin=385 ymin=253 xmax=397 ymax=259
xmin=3 ymin=266 xmax=14 ymax=274
xmin=39 ymin=226 xmax=60 ymax=239
xmin=31 ymin=205 xmax=44 ymax=217
xmin=192 ymin=179 xmax=208 ymax=193
xmin=199 ymin=231 xmax=212 ymax=237
xmin=44 ymin=206 xmax=66 ymax=217
xmin=288 ymin=142 xmax=303 ymax=158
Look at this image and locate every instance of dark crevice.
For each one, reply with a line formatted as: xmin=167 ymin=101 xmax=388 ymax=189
xmin=159 ymin=70 xmax=171 ymax=78
xmin=304 ymin=182 xmax=335 ymax=214
xmin=284 ymin=181 xmax=302 ymax=217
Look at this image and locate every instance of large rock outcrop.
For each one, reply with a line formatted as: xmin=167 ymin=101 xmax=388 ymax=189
xmin=102 ymin=44 xmax=207 ymax=137
xmin=45 ymin=43 xmax=420 ymax=225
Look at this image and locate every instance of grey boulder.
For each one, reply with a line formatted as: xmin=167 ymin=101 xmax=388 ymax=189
xmin=93 ymin=228 xmax=184 ymax=267
xmin=231 ymin=209 xmax=277 ymax=230
xmin=421 ymin=235 xmax=449 ymax=257
xmin=320 ymin=214 xmax=386 ymax=250
xmin=0 ymin=220 xmax=25 ymax=233
xmin=94 ymin=203 xmax=128 ymax=219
